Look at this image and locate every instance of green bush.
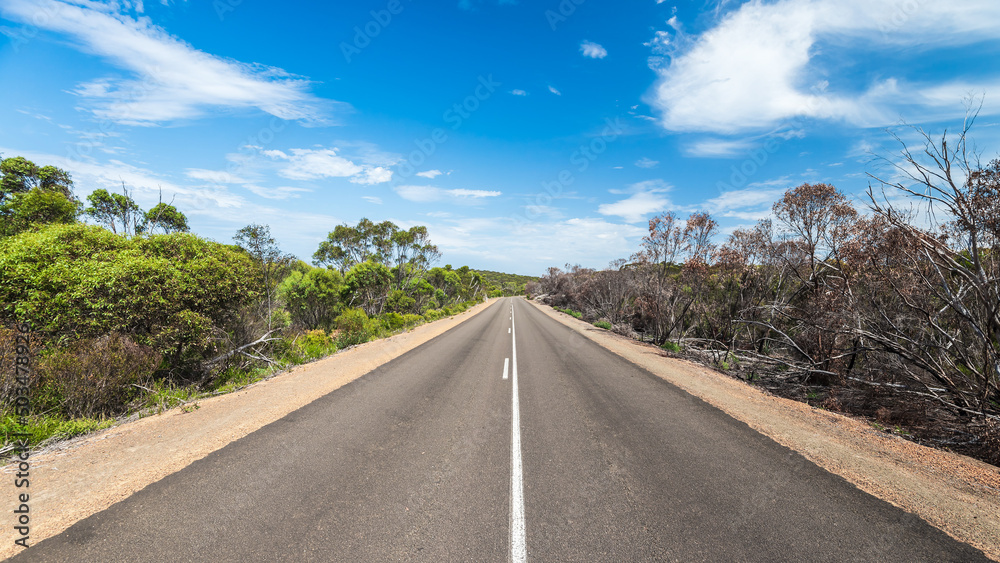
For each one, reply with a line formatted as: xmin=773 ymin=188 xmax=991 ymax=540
xmin=660 ymin=341 xmax=682 ymax=353
xmin=593 ymin=320 xmax=612 ymax=330
xmin=334 ymin=308 xmax=370 ymax=346
xmin=292 ymin=329 xmax=336 ymax=361
xmin=380 ymin=312 xmax=405 ymax=331
xmin=0 ymin=224 xmax=258 ymax=371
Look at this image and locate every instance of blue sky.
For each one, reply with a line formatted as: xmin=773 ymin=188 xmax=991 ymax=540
xmin=2 ymin=0 xmax=1000 ymax=275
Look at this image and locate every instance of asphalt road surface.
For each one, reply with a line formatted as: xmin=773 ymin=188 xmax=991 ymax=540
xmin=11 ymin=298 xmax=989 ymax=562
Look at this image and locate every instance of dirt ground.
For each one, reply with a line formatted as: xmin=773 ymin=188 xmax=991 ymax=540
xmin=0 ymin=299 xmax=497 ymax=560
xmin=529 ymin=300 xmax=1000 ymax=561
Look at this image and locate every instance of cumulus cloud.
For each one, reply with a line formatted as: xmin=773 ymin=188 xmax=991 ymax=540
xmin=0 ymin=0 xmax=334 ymax=125
xmin=416 ymin=169 xmax=444 ymax=179
xmin=648 ymin=0 xmax=1000 ymax=134
xmin=580 ymin=40 xmax=608 ymax=59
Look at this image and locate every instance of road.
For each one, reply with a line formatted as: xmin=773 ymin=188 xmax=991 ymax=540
xmin=11 ymin=298 xmax=989 ymax=562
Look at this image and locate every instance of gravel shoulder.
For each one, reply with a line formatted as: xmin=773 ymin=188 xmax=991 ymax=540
xmin=0 ymin=299 xmax=497 ymax=560
xmin=528 ymin=299 xmax=1000 ymax=562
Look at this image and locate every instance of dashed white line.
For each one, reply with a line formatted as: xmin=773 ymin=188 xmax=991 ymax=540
xmin=503 ymin=357 xmax=509 ymax=380
xmin=510 ymin=300 xmax=527 ymax=562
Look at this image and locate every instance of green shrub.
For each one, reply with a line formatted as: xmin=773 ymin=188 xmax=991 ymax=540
xmin=292 ymin=329 xmax=335 ymax=361
xmin=593 ymin=320 xmax=612 ymax=330
xmin=0 ymin=224 xmax=258 ymax=371
xmin=334 ymin=308 xmax=370 ymax=346
xmin=660 ymin=341 xmax=682 ymax=353
xmin=381 ymin=312 xmax=406 ymax=331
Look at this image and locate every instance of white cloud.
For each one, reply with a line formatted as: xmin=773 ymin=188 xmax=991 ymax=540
xmin=351 ymin=166 xmax=393 ymax=185
xmin=511 ymin=89 xmax=528 ymax=96
xmin=424 ymin=216 xmax=645 ymax=273
xmin=243 ymin=185 xmax=310 ymax=200
xmin=362 ymin=196 xmax=383 ymax=204
xmin=644 ymin=30 xmax=671 ymax=55
xmin=704 ymin=185 xmax=786 ymax=219
xmin=649 ymin=0 xmax=1000 ymax=134
xmin=416 ymin=169 xmax=443 ymax=179
xmin=264 ymin=148 xmax=392 ymax=184
xmin=580 ymin=40 xmax=608 ymax=59
xmin=634 ymin=157 xmax=659 ymax=168
xmin=598 ymin=180 xmax=674 ymax=223
xmin=548 ymin=85 xmax=562 ymax=96
xmin=0 ymin=0 xmax=333 ymax=125
xmin=684 ymin=138 xmax=756 ymax=158
xmin=395 ymin=185 xmax=501 ymax=203
xmin=185 ymin=168 xmax=248 ymax=184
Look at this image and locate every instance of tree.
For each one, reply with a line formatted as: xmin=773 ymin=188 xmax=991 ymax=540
xmin=85 ymin=187 xmax=143 ymax=236
xmin=142 ymin=202 xmax=189 ymax=234
xmin=278 ymin=266 xmax=343 ymax=330
xmin=313 ymin=219 xmax=439 ymax=280
xmin=1 ymin=156 xmax=75 ymax=204
xmin=863 ymin=109 xmax=1000 ymax=416
xmin=772 ymin=183 xmax=858 ymax=288
xmin=341 ymin=260 xmax=393 ymax=316
xmin=314 ymin=218 xmax=389 ymax=273
xmin=234 ymin=224 xmax=294 ymax=330
xmin=0 ymin=188 xmax=80 ymax=236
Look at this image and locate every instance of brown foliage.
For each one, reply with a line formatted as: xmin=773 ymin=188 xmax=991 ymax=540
xmin=38 ymin=333 xmax=161 ymax=418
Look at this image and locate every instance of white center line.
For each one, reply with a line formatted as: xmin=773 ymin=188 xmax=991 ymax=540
xmin=503 ymin=357 xmax=509 ymax=380
xmin=508 ymin=327 xmax=511 ymax=334
xmin=510 ymin=300 xmax=527 ymax=562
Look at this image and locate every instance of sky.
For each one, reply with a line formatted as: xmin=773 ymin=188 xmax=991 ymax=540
xmin=2 ymin=0 xmax=1000 ymax=275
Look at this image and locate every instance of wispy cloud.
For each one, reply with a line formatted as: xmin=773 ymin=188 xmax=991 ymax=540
xmin=548 ymin=85 xmax=562 ymax=96
xmin=511 ymin=89 xmax=528 ymax=96
xmin=634 ymin=157 xmax=659 ymax=168
xmin=243 ymin=185 xmax=311 ymax=200
xmin=580 ymin=40 xmax=608 ymax=59
xmin=395 ymin=185 xmax=501 ymax=203
xmin=684 ymin=138 xmax=756 ymax=158
xmin=598 ymin=180 xmax=674 ymax=223
xmin=0 ymin=0 xmax=334 ymax=125
xmin=416 ymin=169 xmax=443 ymax=179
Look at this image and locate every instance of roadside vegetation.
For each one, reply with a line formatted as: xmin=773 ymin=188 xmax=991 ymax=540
xmin=532 ymin=116 xmax=1000 ymax=467
xmin=0 ymin=156 xmax=524 ymax=451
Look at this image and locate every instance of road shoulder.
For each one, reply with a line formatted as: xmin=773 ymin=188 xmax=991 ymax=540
xmin=527 ymin=298 xmax=1000 ymax=561
xmin=0 ymin=298 xmax=499 ymax=559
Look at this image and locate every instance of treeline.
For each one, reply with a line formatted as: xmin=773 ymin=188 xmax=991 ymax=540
xmin=475 ymin=270 xmax=538 ymax=297
xmin=530 ymin=123 xmax=1000 ymax=463
xmin=0 ymin=157 xmax=498 ymax=446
